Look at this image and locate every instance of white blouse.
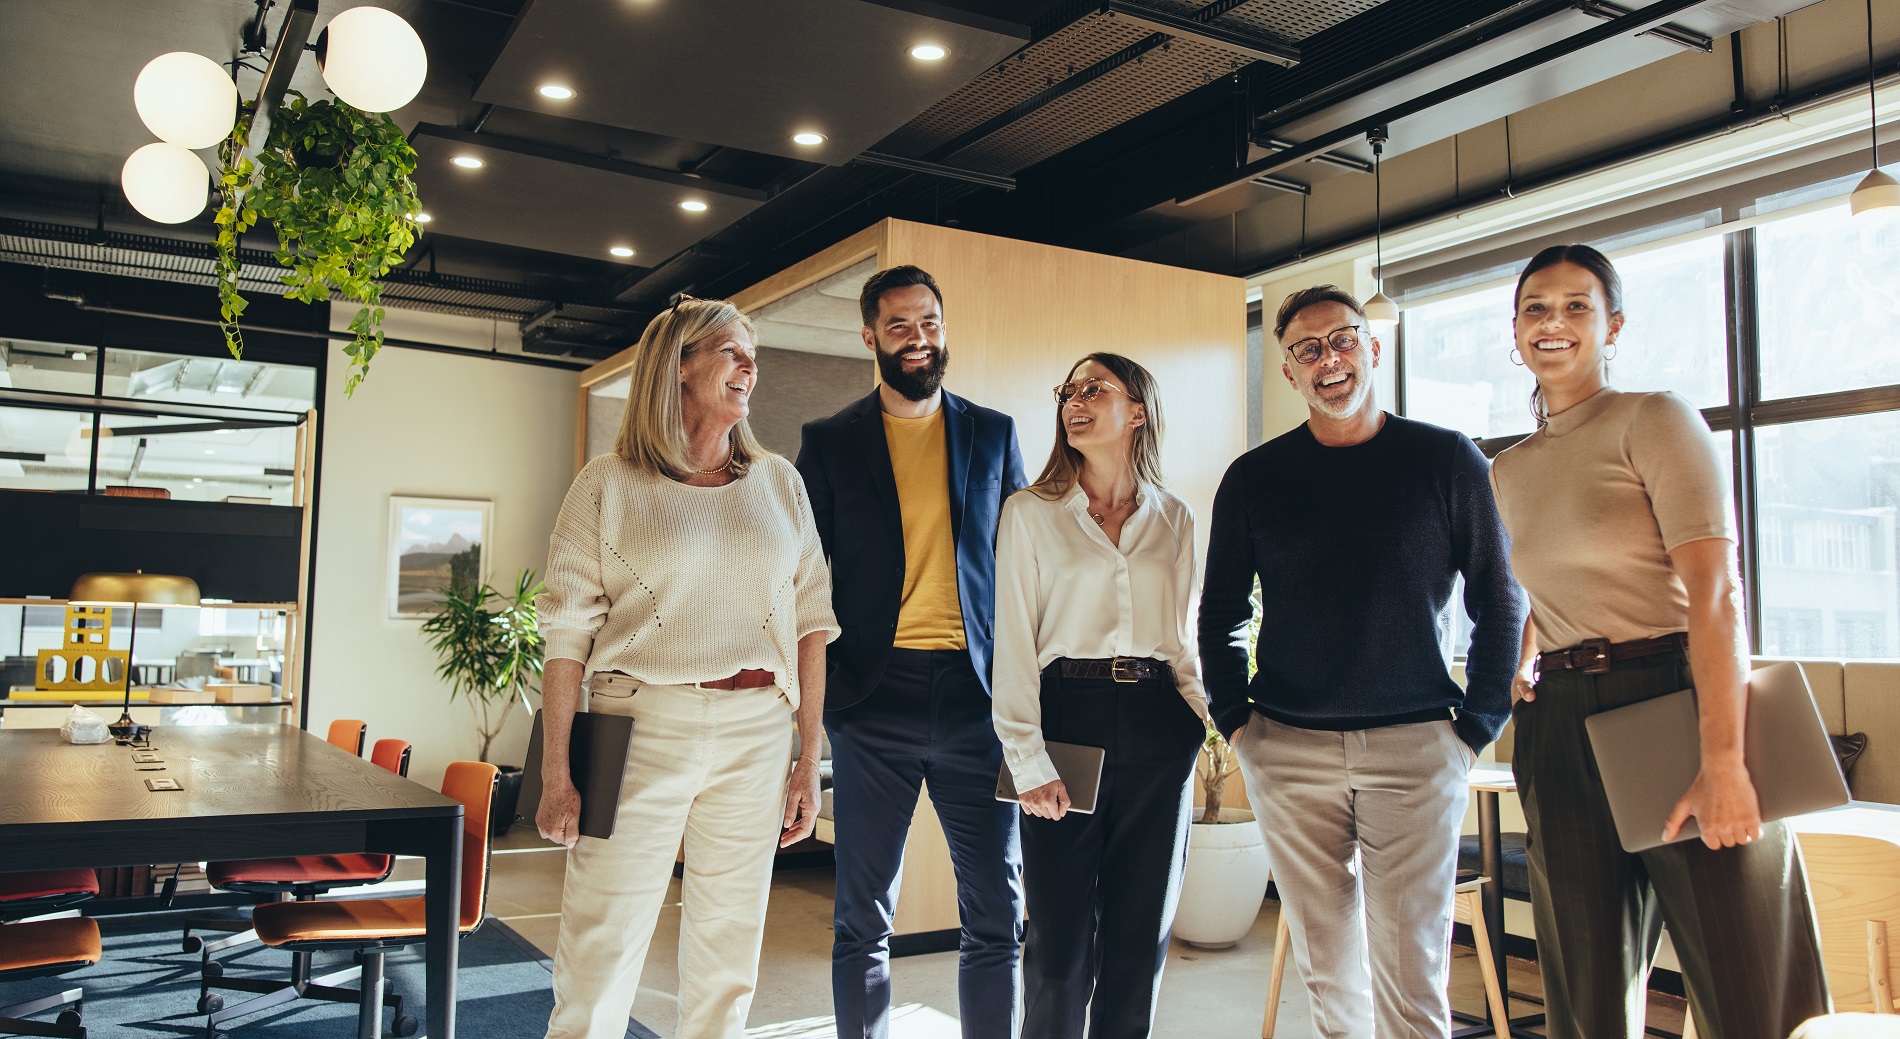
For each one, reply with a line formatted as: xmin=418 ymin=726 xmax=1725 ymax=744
xmin=991 ymin=483 xmax=1211 ymax=792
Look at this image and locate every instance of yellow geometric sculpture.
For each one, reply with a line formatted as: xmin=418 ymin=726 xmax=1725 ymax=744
xmin=36 ymin=605 xmax=132 ymax=693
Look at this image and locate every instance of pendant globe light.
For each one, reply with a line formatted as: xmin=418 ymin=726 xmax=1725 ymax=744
xmin=1852 ymin=0 xmax=1899 ymax=215
xmin=121 ymin=142 xmax=210 ymax=224
xmin=1364 ymin=127 xmax=1400 ymax=336
xmin=134 ymin=52 xmax=238 ymax=150
xmin=316 ymin=6 xmax=428 ymax=113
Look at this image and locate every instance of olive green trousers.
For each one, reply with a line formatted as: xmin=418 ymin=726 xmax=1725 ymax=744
xmin=1512 ymin=649 xmax=1830 ymax=1039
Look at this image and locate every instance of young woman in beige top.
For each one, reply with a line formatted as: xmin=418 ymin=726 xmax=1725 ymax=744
xmin=1489 ymin=244 xmax=1826 ymax=1039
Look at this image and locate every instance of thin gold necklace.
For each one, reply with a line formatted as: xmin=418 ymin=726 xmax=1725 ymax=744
xmin=1087 ymin=492 xmax=1137 ymax=525
xmin=693 ymin=443 xmax=735 ymax=475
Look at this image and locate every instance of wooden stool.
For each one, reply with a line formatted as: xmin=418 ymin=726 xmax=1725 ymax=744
xmin=1261 ymin=875 xmax=1508 ymax=1039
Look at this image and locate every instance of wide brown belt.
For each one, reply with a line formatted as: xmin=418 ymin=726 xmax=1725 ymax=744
xmin=1049 ymin=657 xmax=1174 ymax=684
xmin=1536 ymin=632 xmax=1687 ymax=677
xmin=699 ymin=669 xmax=776 ymax=690
xmin=606 ymin=669 xmax=775 ymax=690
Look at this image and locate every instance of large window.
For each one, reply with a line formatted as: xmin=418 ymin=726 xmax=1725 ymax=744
xmin=1405 ymin=198 xmax=1900 ymax=660
xmin=1402 ymin=235 xmax=1728 ymax=441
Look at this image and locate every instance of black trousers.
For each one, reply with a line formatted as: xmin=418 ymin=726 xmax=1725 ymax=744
xmin=1020 ymin=668 xmax=1205 ymax=1039
xmin=1514 ymin=649 xmax=1830 ymax=1039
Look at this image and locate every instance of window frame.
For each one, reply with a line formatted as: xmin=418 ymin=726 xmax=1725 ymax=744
xmin=1409 ymin=196 xmax=1900 ymax=657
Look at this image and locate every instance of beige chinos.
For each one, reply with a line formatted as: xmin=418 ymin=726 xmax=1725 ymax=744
xmin=544 ymin=677 xmax=795 ymax=1039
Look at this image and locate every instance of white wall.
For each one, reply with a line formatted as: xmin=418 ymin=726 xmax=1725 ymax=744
xmin=307 ymin=311 xmax=576 ymax=790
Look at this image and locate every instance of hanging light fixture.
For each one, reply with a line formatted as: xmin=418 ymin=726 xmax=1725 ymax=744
xmin=1363 ymin=127 xmax=1400 ymax=335
xmin=121 ymin=142 xmax=210 ymax=223
xmin=316 ymin=6 xmax=428 ymax=113
xmin=134 ymin=52 xmax=238 ymax=150
xmin=1852 ymin=0 xmax=1898 ymax=214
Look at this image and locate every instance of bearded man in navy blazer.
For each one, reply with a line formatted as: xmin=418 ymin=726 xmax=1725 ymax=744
xmin=797 ymin=265 xmax=1027 ymax=1039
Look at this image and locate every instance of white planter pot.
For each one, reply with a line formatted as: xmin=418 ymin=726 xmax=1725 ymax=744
xmin=1172 ymin=806 xmax=1271 ymax=950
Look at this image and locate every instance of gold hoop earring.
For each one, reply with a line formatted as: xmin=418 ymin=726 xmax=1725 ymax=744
xmin=1509 ymin=348 xmax=1525 ymax=367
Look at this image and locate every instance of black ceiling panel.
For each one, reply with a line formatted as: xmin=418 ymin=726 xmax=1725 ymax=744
xmin=409 ymin=130 xmax=764 ymax=263
xmin=474 ymin=0 xmax=1027 ymax=164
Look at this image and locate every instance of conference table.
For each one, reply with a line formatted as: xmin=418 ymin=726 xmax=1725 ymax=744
xmin=0 ymin=724 xmax=465 ymax=1039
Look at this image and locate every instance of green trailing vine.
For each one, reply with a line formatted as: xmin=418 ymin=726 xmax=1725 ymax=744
xmin=213 ymin=91 xmax=423 ymax=395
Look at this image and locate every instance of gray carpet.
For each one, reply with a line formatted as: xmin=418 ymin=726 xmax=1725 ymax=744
xmin=0 ymin=909 xmax=658 ymax=1038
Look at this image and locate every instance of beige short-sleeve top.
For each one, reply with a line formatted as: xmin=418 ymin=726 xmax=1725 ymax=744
xmin=1490 ymin=388 xmax=1734 ymax=653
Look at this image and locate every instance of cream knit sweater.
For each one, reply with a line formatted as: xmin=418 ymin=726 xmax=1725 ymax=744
xmin=537 ymin=452 xmax=839 ymax=707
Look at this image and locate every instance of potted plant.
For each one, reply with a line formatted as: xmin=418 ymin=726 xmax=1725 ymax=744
xmin=1173 ymin=589 xmax=1272 ymax=949
xmin=420 ymin=568 xmax=545 ymax=835
xmin=214 ymin=91 xmax=423 ymax=396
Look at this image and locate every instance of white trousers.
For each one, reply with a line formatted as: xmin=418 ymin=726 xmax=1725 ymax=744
xmin=1236 ymin=714 xmax=1473 ymax=1039
xmin=544 ymin=680 xmax=795 ymax=1039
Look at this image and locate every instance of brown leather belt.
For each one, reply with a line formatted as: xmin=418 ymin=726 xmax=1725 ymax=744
xmin=607 ymin=669 xmax=775 ymax=690
xmin=1050 ymin=657 xmax=1174 ymax=684
xmin=699 ymin=669 xmax=776 ymax=690
xmin=1536 ymin=633 xmax=1687 ymax=677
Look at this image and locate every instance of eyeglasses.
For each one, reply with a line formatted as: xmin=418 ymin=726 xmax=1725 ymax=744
xmin=1053 ymin=379 xmax=1132 ymax=405
xmin=1284 ymin=324 xmax=1365 ymax=365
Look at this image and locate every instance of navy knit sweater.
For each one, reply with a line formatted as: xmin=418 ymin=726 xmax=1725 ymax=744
xmin=1198 ymin=415 xmax=1526 ymax=751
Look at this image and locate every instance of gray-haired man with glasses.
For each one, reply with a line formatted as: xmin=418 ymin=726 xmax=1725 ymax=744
xmin=1199 ymin=285 xmax=1526 ymax=1039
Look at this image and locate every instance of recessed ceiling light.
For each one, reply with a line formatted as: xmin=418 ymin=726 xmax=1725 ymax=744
xmin=679 ymin=200 xmax=708 ymax=212
xmin=538 ymin=84 xmax=575 ymax=100
xmin=451 ymin=155 xmax=484 ymax=169
xmin=412 ymin=211 xmax=432 ymax=223
xmin=69 ymin=350 xmax=86 ymax=361
xmin=191 ymin=477 xmax=203 ymax=483
xmin=792 ymin=131 xmax=826 ymax=147
xmin=610 ymin=246 xmax=635 ymax=258
xmin=911 ymin=44 xmax=947 ymax=60
xmin=203 ymin=449 xmax=215 ymax=455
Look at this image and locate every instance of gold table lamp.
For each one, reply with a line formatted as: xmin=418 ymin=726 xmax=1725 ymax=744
xmin=68 ymin=571 xmax=201 ymax=740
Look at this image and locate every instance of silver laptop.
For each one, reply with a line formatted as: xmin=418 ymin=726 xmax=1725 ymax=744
xmin=1585 ymin=660 xmax=1849 ymax=852
xmin=995 ymin=741 xmax=1106 ymax=815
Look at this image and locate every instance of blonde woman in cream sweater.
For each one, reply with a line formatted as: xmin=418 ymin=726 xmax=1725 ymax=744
xmin=536 ymin=298 xmax=839 ymax=1039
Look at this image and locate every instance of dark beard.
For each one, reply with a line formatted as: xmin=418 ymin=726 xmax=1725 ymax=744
xmin=875 ymin=341 xmax=949 ymax=402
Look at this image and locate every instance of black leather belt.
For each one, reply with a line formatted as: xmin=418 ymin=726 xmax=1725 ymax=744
xmin=1049 ymin=657 xmax=1173 ymax=683
xmin=1536 ymin=632 xmax=1687 ymax=677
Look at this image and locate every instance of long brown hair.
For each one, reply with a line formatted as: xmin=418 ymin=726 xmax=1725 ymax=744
xmin=612 ymin=298 xmax=768 ymax=479
xmin=1514 ymin=243 xmax=1625 ymax=428
xmin=1029 ymin=352 xmax=1165 ymax=500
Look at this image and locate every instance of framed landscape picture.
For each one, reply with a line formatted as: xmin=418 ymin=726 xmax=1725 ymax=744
xmin=387 ymin=496 xmax=492 ymax=619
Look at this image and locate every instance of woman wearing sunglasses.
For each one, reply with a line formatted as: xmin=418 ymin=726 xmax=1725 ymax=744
xmin=992 ymin=353 xmax=1211 ymax=1039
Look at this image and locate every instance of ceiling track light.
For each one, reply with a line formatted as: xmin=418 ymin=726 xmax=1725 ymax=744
xmin=1852 ymin=0 xmax=1899 ymax=215
xmin=1363 ymin=127 xmax=1400 ymax=333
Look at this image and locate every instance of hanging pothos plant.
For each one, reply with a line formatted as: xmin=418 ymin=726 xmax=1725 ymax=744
xmin=214 ymin=91 xmax=423 ymax=395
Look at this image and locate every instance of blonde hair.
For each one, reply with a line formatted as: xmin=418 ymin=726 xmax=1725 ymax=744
xmin=612 ymin=298 xmax=769 ymax=480
xmin=1029 ymin=352 xmax=1165 ymax=500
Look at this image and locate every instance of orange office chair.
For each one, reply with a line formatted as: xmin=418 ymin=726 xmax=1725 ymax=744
xmin=204 ymin=761 xmax=498 ymax=1039
xmin=326 ymin=719 xmax=367 ymax=756
xmin=0 ymin=869 xmax=104 ymax=1038
xmin=188 ymin=738 xmax=413 ymax=1012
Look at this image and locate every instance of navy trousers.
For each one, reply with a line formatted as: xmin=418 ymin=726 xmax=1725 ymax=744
xmin=1020 ymin=670 xmax=1204 ymax=1039
xmin=826 ymin=648 xmax=1025 ymax=1039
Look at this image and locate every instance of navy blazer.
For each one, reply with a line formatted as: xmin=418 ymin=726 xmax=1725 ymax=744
xmin=796 ymin=389 xmax=1027 ymax=710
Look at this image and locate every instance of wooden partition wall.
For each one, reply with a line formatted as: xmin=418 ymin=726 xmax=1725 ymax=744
xmin=575 ymin=219 xmax=1248 ymax=938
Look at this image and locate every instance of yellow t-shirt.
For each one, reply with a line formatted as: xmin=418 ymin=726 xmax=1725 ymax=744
xmin=883 ymin=410 xmax=967 ymax=650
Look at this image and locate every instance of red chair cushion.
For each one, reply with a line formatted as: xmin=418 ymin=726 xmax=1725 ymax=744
xmin=208 ymin=854 xmax=393 ymax=888
xmin=0 ymin=869 xmax=99 ymax=902
xmin=0 ymin=917 xmax=101 ymax=973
